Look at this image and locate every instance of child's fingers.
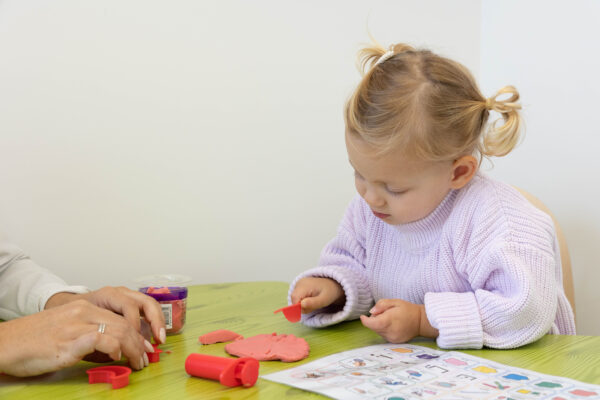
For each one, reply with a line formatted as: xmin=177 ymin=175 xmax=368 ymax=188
xmin=290 ymin=278 xmax=316 ymax=305
xmin=290 ymin=290 xmax=304 ymax=306
xmin=292 ymin=277 xmax=344 ymax=313
xmin=369 ymin=298 xmax=403 ymax=315
xmin=360 ymin=313 xmax=390 ymax=332
xmin=300 ymin=295 xmax=331 ymax=314
xmin=291 ymin=289 xmax=314 ymax=306
xmin=299 ymin=296 xmax=318 ymax=313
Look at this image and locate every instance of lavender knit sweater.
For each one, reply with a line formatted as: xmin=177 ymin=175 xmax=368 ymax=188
xmin=289 ymin=174 xmax=576 ymax=349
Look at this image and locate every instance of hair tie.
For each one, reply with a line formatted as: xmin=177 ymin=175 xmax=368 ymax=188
xmin=374 ymin=49 xmax=395 ymax=67
xmin=485 ymin=97 xmax=495 ymax=110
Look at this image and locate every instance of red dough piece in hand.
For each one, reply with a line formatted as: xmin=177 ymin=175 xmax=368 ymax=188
xmin=225 ymin=333 xmax=309 ymax=362
xmin=199 ymin=329 xmax=244 ymax=345
xmin=273 ymin=302 xmax=301 ymax=323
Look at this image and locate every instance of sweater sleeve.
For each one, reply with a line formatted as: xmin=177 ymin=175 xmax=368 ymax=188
xmin=424 ymin=240 xmax=558 ymax=349
xmin=288 ymin=197 xmax=373 ymax=327
xmin=0 ymin=241 xmax=89 ymax=320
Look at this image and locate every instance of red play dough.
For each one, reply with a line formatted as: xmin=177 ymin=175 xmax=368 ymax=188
xmin=273 ymin=302 xmax=301 ymax=323
xmin=225 ymin=333 xmax=309 ymax=362
xmin=147 ymin=286 xmax=171 ymax=294
xmin=169 ymin=299 xmax=186 ymax=333
xmin=199 ymin=329 xmax=244 ymax=345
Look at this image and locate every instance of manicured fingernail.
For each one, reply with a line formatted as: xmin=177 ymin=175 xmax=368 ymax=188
xmin=117 ymin=351 xmax=121 ymax=360
xmin=160 ymin=328 xmax=166 ymax=344
xmin=143 ymin=353 xmax=149 ymax=367
xmin=369 ymin=307 xmax=375 ymax=314
xmin=144 ymin=340 xmax=154 ymax=353
xmin=139 ymin=356 xmax=145 ymax=369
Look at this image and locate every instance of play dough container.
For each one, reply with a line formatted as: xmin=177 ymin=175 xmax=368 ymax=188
xmin=135 ymin=274 xmax=191 ymax=335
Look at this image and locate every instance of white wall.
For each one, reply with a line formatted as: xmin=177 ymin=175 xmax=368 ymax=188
xmin=0 ymin=0 xmax=480 ymax=288
xmin=480 ymin=1 xmax=600 ymax=335
xmin=3 ymin=1 xmax=597 ymax=335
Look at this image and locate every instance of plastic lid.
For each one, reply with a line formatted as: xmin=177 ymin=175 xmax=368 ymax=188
xmin=140 ymin=285 xmax=188 ymax=301
xmin=133 ymin=274 xmax=191 ymax=287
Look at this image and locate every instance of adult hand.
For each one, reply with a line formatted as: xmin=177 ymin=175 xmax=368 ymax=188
xmin=290 ymin=277 xmax=346 ymax=314
xmin=0 ymin=299 xmax=154 ymax=377
xmin=45 ymin=286 xmax=166 ymax=345
xmin=359 ymin=299 xmax=439 ymax=343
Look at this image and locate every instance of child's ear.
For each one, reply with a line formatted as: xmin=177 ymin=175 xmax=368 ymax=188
xmin=450 ymin=155 xmax=478 ymax=189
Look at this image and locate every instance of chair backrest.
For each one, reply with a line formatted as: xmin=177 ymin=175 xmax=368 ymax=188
xmin=514 ymin=187 xmax=576 ymax=317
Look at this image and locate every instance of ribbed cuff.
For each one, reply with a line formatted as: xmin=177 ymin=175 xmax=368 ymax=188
xmin=424 ymin=291 xmax=483 ymax=349
xmin=289 ymin=266 xmax=372 ymax=328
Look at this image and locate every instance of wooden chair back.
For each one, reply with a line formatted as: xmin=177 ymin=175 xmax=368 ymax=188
xmin=514 ymin=187 xmax=576 ymax=317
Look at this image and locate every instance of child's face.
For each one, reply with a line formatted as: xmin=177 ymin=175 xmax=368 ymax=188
xmin=346 ymin=133 xmax=455 ymax=225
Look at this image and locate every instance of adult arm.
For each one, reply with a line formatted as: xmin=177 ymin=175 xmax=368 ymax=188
xmin=0 ymin=241 xmax=166 ymax=375
xmin=0 ymin=241 xmax=88 ymax=320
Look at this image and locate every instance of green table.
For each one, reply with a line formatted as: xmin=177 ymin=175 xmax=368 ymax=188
xmin=1 ymin=281 xmax=599 ymax=399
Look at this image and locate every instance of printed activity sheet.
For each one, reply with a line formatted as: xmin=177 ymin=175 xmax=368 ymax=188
xmin=262 ymin=343 xmax=600 ymax=400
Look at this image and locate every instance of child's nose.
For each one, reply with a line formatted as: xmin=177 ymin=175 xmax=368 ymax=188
xmin=363 ymin=187 xmax=385 ymax=209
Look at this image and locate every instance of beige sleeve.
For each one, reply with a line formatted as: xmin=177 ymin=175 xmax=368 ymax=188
xmin=0 ymin=241 xmax=88 ymax=320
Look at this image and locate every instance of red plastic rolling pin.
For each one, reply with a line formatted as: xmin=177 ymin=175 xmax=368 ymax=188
xmin=185 ymin=354 xmax=259 ymax=388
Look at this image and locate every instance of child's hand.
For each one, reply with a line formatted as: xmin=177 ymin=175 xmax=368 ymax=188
xmin=291 ymin=277 xmax=346 ymax=314
xmin=360 ymin=299 xmax=439 ymax=343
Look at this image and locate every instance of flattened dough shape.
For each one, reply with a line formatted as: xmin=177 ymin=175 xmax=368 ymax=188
xmin=225 ymin=333 xmax=309 ymax=362
xmin=199 ymin=329 xmax=244 ymax=345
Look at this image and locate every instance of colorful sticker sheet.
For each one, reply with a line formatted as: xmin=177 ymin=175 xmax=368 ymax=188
xmin=262 ymin=343 xmax=600 ymax=400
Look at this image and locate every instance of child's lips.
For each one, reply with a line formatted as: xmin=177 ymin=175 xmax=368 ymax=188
xmin=372 ymin=210 xmax=390 ymax=219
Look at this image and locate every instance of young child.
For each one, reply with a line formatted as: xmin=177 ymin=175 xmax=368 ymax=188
xmin=289 ymin=42 xmax=576 ymax=349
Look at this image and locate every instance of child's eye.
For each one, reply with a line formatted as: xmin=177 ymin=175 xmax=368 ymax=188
xmin=386 ymin=187 xmax=407 ymax=196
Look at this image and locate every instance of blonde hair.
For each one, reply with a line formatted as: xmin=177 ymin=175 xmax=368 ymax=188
xmin=345 ymin=42 xmax=522 ymax=161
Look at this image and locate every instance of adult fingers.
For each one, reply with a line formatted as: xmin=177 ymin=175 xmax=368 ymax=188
xmin=92 ymin=332 xmax=122 ymax=361
xmin=140 ymin=319 xmax=153 ymax=342
xmin=101 ymin=319 xmax=146 ymax=370
xmin=87 ymin=287 xmax=143 ymax=332
xmin=123 ymin=290 xmax=166 ymax=344
xmin=84 ymin=304 xmax=147 ymax=370
xmin=89 ymin=287 xmax=166 ymax=344
xmin=71 ymin=329 xmax=121 ymax=363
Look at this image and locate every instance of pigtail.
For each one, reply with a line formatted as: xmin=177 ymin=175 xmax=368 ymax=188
xmin=480 ymin=86 xmax=523 ymax=157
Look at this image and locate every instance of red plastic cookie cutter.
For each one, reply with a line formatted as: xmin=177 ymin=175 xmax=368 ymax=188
xmin=273 ymin=302 xmax=301 ymax=323
xmin=86 ymin=366 xmax=132 ymax=389
xmin=185 ymin=354 xmax=259 ymax=388
xmin=147 ymin=343 xmax=164 ymax=363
